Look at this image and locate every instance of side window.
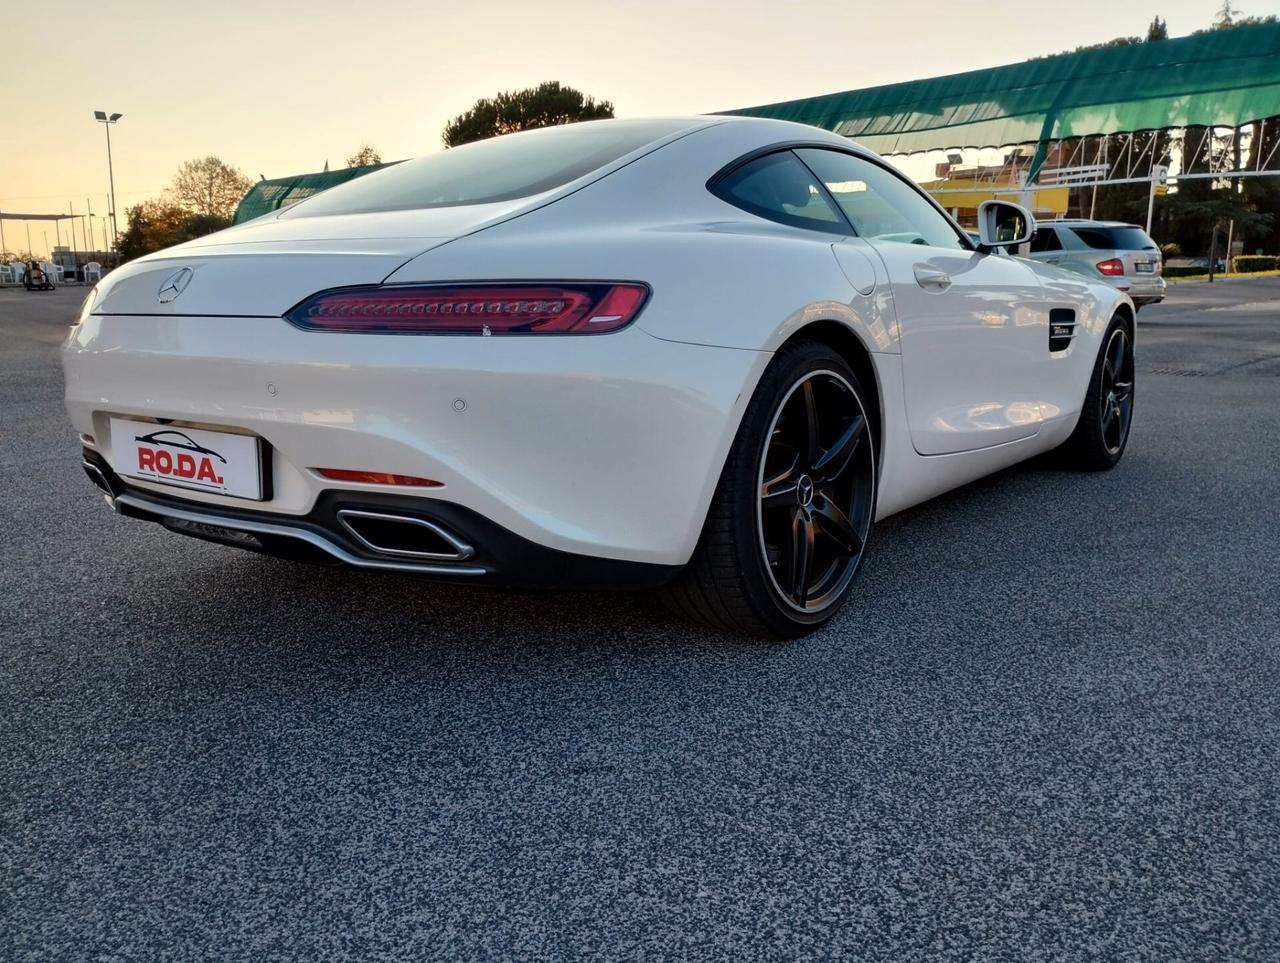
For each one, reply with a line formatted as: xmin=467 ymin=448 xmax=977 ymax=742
xmin=795 ymin=148 xmax=968 ymax=250
xmin=711 ymin=151 xmax=848 ymax=234
xmin=1030 ymin=227 xmax=1061 ymax=253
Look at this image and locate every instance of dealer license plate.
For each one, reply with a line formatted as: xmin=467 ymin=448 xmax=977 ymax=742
xmin=109 ymin=418 xmax=265 ymax=500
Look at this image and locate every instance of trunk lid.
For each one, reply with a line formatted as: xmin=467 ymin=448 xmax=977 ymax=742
xmin=91 ymin=201 xmax=533 ymax=317
xmin=1120 ymin=247 xmax=1162 ymax=278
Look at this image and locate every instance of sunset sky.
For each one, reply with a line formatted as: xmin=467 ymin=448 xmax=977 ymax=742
xmin=2 ymin=0 xmax=1275 ymax=252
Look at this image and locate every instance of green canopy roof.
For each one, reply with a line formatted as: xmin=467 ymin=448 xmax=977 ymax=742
xmin=723 ymin=21 xmax=1280 ymax=155
xmin=233 ymin=163 xmax=392 ymax=224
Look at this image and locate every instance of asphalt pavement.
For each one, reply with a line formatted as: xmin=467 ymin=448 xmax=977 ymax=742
xmin=2 ymin=278 xmax=1279 ymax=962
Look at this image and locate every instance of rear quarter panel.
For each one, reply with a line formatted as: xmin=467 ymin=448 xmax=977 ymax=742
xmin=385 ymin=122 xmax=898 ymax=357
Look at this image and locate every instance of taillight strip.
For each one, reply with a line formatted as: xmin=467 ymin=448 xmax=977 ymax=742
xmin=284 ymin=282 xmax=649 ymax=335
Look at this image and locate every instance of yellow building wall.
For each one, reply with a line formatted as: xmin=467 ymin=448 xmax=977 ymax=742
xmin=920 ymin=179 xmax=1070 ymax=216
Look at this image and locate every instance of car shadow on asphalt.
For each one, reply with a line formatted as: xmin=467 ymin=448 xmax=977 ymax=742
xmin=107 ymin=453 xmax=1098 ymax=662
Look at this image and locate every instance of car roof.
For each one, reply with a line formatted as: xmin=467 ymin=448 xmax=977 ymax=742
xmin=629 ymin=114 xmax=877 ymax=153
xmin=1046 ymin=219 xmax=1145 ymax=229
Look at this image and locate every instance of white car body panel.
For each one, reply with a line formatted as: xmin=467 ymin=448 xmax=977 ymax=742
xmin=66 ymin=316 xmax=766 ymax=564
xmin=91 ymin=250 xmax=426 ymax=318
xmin=868 ymin=241 xmax=1112 ymax=456
xmin=64 ymin=116 xmax=1129 ymax=572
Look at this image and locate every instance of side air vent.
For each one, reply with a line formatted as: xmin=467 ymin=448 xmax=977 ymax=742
xmin=1049 ymin=308 xmax=1077 ymax=352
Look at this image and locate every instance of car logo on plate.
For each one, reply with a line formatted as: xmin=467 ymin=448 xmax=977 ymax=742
xmin=133 ymin=429 xmax=227 ymax=488
xmin=157 ymin=267 xmax=194 ymax=303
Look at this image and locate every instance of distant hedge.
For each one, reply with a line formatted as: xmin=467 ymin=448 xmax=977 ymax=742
xmin=1232 ymin=255 xmax=1278 ymax=273
xmin=1164 ymin=265 xmax=1212 ymax=278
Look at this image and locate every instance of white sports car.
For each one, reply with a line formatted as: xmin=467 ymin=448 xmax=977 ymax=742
xmin=65 ymin=117 xmax=1134 ymax=637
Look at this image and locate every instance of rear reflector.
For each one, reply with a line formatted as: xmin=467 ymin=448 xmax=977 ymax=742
xmin=314 ymin=469 xmax=443 ymax=487
xmin=286 ymin=283 xmax=649 ymax=335
xmin=1096 ymin=258 xmax=1125 ymax=276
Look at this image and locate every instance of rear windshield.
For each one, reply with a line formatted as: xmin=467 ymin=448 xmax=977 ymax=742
xmin=1067 ymin=226 xmax=1157 ymax=251
xmin=281 ymin=119 xmax=695 ymax=218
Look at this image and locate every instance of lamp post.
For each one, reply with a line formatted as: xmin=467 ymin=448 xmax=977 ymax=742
xmin=93 ymin=110 xmax=122 ymax=262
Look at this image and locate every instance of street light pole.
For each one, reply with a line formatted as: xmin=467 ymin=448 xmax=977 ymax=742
xmin=93 ymin=110 xmax=122 ymax=263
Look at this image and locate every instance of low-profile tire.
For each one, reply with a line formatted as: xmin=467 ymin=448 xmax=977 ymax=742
xmin=1057 ymin=312 xmax=1135 ymax=471
xmin=661 ymin=341 xmax=877 ymax=638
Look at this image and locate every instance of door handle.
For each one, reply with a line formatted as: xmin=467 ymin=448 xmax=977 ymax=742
xmin=914 ymin=266 xmax=952 ymax=290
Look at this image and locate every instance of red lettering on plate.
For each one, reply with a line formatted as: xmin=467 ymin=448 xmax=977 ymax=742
xmin=135 ymin=441 xmax=226 ymax=488
xmin=196 ymin=457 xmax=223 ymax=485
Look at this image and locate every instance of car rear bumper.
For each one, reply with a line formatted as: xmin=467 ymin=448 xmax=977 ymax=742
xmin=82 ymin=450 xmax=682 ymax=588
xmin=65 ymin=314 xmax=769 ymax=566
xmin=1114 ymin=275 xmax=1166 ymax=304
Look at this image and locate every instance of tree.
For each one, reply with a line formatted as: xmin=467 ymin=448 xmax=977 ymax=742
xmin=116 ymin=199 xmax=231 ymax=263
xmin=116 ymin=200 xmax=188 ymax=262
xmin=1195 ymin=11 xmax=1277 ymax=34
xmin=1243 ymin=115 xmax=1280 ymax=253
xmin=346 ymin=144 xmax=382 ymax=168
xmin=442 ymin=81 xmax=614 ymax=148
xmin=168 ymin=156 xmax=253 ymax=220
xmin=1163 ymin=187 xmax=1274 ymax=256
xmin=1146 ymin=16 xmax=1168 ymax=40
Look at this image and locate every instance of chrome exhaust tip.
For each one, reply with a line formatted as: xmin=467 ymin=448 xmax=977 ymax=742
xmin=82 ymin=459 xmax=116 ymax=497
xmin=335 ymin=509 xmax=475 ymax=562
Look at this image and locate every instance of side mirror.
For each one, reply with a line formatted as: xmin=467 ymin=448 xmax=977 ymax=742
xmin=977 ymin=200 xmax=1035 ymax=249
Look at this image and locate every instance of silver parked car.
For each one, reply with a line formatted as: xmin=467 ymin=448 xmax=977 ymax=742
xmin=1028 ymin=219 xmax=1165 ymax=307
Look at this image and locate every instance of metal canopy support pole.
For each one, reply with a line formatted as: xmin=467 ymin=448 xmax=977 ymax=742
xmin=1090 ymin=137 xmax=1104 ymax=219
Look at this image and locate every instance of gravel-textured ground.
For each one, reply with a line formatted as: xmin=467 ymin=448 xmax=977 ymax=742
xmin=3 ymin=280 xmax=1278 ymax=962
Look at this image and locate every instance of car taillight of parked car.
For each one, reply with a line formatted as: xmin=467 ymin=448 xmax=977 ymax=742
xmin=285 ymin=283 xmax=650 ymax=335
xmin=1096 ymin=258 xmax=1125 ymax=277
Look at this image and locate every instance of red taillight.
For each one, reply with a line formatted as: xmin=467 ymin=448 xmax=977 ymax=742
xmin=285 ymin=283 xmax=649 ymax=335
xmin=1096 ymin=258 xmax=1125 ymax=277
xmin=314 ymin=468 xmax=443 ymax=487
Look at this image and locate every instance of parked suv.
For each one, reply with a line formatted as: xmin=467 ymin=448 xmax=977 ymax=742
xmin=1028 ymin=220 xmax=1165 ymax=307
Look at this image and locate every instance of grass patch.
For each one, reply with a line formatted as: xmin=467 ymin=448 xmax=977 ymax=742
xmin=1165 ymin=269 xmax=1280 ymax=283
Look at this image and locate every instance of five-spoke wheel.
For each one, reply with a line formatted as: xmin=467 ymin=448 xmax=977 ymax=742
xmin=1059 ymin=312 xmax=1136 ymax=471
xmin=757 ymin=370 xmax=874 ymax=613
xmin=1100 ymin=326 xmax=1134 ymax=455
xmin=662 ymin=343 xmax=877 ymax=638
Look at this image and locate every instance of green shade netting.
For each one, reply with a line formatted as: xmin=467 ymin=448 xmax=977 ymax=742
xmin=232 ymin=163 xmax=390 ymax=224
xmin=722 ymin=21 xmax=1280 ymax=155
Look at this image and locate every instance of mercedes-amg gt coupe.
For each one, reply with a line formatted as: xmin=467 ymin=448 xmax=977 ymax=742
xmin=65 ymin=117 xmax=1135 ymax=638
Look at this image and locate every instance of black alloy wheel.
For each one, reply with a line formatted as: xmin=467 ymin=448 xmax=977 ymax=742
xmin=1058 ymin=311 xmax=1136 ymax=471
xmin=661 ymin=342 xmax=878 ymax=638
xmin=1099 ymin=326 xmax=1134 ymax=455
xmin=757 ymin=370 xmax=874 ymax=613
